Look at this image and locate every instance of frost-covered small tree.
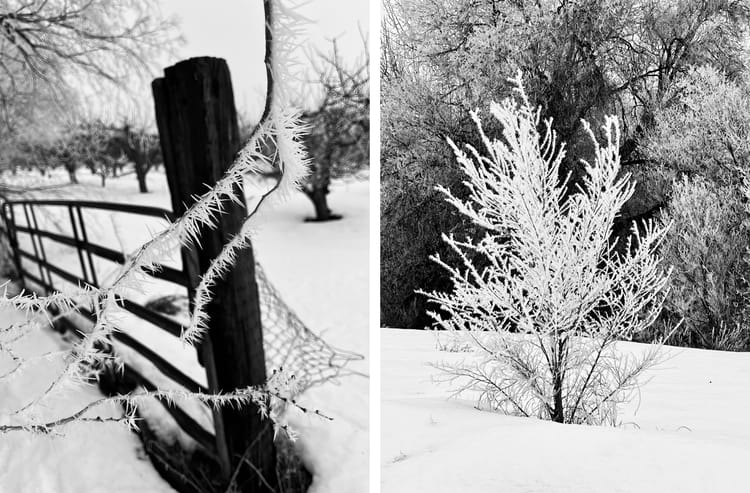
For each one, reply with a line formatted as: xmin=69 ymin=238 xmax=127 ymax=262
xmin=380 ymin=0 xmax=750 ymax=330
xmin=425 ymin=74 xmax=672 ymax=425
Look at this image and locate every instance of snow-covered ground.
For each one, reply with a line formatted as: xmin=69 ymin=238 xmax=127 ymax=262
xmin=251 ymin=177 xmax=369 ymax=493
xmin=0 ymin=306 xmax=174 ymax=492
xmin=1 ymin=170 xmax=368 ymax=492
xmin=381 ymin=328 xmax=750 ymax=493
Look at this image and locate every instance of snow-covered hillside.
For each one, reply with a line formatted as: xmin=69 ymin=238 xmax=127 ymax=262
xmin=0 ymin=170 xmax=368 ymax=492
xmin=381 ymin=328 xmax=750 ymax=493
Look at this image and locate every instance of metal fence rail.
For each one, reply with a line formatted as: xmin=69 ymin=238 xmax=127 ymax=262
xmin=1 ymin=198 xmax=218 ymax=458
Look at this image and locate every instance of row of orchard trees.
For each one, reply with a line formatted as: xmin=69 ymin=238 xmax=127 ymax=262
xmin=1 ymin=34 xmax=369 ymax=207
xmin=0 ymin=1 xmax=369 ymax=218
xmin=0 ymin=121 xmax=161 ymax=193
xmin=0 ymin=0 xmax=177 ymax=196
xmin=381 ymin=0 xmax=750 ymax=351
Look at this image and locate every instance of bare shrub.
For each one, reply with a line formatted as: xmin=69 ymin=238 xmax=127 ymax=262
xmin=652 ymin=177 xmax=750 ymax=350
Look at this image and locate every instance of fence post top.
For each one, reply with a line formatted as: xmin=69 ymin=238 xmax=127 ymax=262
xmin=161 ymin=57 xmax=231 ymax=77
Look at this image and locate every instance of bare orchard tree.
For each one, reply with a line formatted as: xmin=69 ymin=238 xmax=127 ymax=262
xmin=0 ymin=0 xmax=179 ymax=135
xmin=41 ymin=120 xmax=109 ymax=185
xmin=112 ymin=122 xmax=161 ymax=193
xmin=425 ymin=74 xmax=672 ymax=425
xmin=52 ymin=132 xmax=81 ymax=185
xmin=70 ymin=120 xmax=120 ymax=187
xmin=302 ymin=38 xmax=369 ymax=221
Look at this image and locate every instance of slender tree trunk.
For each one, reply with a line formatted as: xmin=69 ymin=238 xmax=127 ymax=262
xmin=551 ymin=337 xmax=566 ymax=423
xmin=552 ymin=372 xmax=564 ymax=423
xmin=136 ymin=164 xmax=149 ymax=193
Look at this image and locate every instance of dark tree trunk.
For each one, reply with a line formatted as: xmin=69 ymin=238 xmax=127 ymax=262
xmin=117 ymin=124 xmax=151 ymax=193
xmin=66 ymin=164 xmax=78 ymax=184
xmin=136 ymin=163 xmax=149 ymax=193
xmin=551 ymin=337 xmax=566 ymax=423
xmin=552 ymin=372 xmax=564 ymax=423
xmin=304 ymin=185 xmax=341 ymax=222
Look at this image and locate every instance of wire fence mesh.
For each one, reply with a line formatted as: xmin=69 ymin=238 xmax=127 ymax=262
xmin=255 ymin=262 xmax=363 ymax=392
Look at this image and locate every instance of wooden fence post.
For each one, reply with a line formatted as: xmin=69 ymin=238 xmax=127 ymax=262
xmin=152 ymin=57 xmax=277 ymax=492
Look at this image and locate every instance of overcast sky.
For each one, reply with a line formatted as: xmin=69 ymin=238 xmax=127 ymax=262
xmin=157 ymin=0 xmax=368 ymax=119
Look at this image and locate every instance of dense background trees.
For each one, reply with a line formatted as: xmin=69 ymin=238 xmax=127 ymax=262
xmin=641 ymin=66 xmax=750 ymax=349
xmin=381 ymin=0 xmax=750 ymax=345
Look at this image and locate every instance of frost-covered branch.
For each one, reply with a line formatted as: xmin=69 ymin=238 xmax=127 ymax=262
xmin=0 ymin=368 xmax=321 ymax=437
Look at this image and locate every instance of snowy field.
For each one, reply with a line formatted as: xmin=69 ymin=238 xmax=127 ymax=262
xmin=0 ymin=305 xmax=174 ymax=492
xmin=0 ymin=170 xmax=368 ymax=492
xmin=382 ymin=328 xmax=750 ymax=493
